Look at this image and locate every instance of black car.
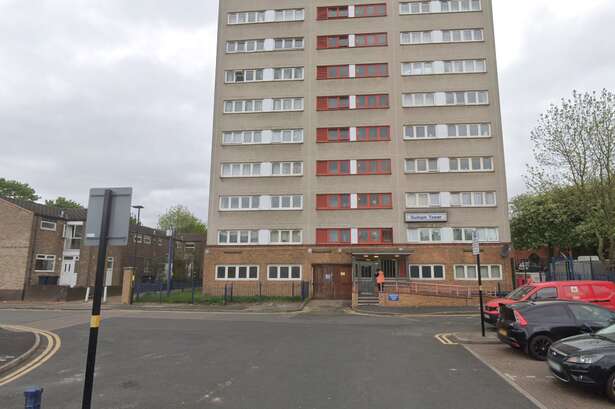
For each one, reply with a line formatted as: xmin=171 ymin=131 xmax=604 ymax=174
xmin=548 ymin=324 xmax=615 ymax=402
xmin=497 ymin=301 xmax=615 ymax=360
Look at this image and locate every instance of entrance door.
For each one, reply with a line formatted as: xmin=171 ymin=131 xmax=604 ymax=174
xmin=354 ymin=262 xmax=379 ymax=295
xmin=59 ymin=256 xmax=78 ymax=287
xmin=313 ymin=265 xmax=353 ymax=299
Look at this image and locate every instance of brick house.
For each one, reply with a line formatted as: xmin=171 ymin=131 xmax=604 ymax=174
xmin=0 ymin=197 xmax=206 ymax=301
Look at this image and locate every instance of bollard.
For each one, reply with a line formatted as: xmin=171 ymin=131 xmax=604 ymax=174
xmin=24 ymin=387 xmax=43 ymax=409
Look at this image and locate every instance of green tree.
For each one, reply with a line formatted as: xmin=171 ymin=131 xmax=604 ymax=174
xmin=527 ymin=89 xmax=615 ymax=262
xmin=0 ymin=178 xmax=39 ymax=201
xmin=158 ymin=205 xmax=206 ymax=234
xmin=45 ymin=196 xmax=82 ymax=208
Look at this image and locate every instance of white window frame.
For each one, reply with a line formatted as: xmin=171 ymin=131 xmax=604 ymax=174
xmin=407 ymin=228 xmax=442 ymax=243
xmin=405 ymin=192 xmax=441 ymax=208
xmin=40 ymin=219 xmax=57 ymax=231
xmin=224 ymin=99 xmax=264 ymax=113
xmin=399 ymin=1 xmax=432 ymax=15
xmin=408 ymin=264 xmax=446 ymax=280
xmin=401 ymin=29 xmax=484 ymax=45
xmin=219 ymin=196 xmax=261 ymax=211
xmin=403 ymin=125 xmax=437 ymax=139
xmin=274 ymin=9 xmax=305 ymax=22
xmin=402 ymin=59 xmax=486 ymax=76
xmin=185 ymin=242 xmax=196 ymax=250
xmin=143 ymin=235 xmax=152 ymax=245
xmin=272 ymin=97 xmax=304 ymax=112
xmin=270 ymin=195 xmax=303 ymax=210
xmin=441 ymin=29 xmax=484 ymax=43
xmin=227 ymin=11 xmax=266 ymax=25
xmin=454 ymin=264 xmax=502 ymax=281
xmin=273 ymin=37 xmax=304 ymax=50
xmin=449 ymin=157 xmax=494 ymax=172
xmin=444 ymin=91 xmax=489 ymax=106
xmin=400 ymin=31 xmax=433 ymax=45
xmin=35 ymin=254 xmax=56 ymax=272
xmin=452 ymin=227 xmax=499 ymax=243
xmin=402 ymin=92 xmax=436 ymax=107
xmin=218 ymin=230 xmax=260 ymax=245
xmin=222 ymin=130 xmax=264 ymax=145
xmin=269 ymin=229 xmax=303 ymax=245
xmin=267 ymin=265 xmax=302 ymax=281
xmin=405 ymin=158 xmax=439 ymax=173
xmin=225 ymin=39 xmax=266 ymax=54
xmin=447 ymin=123 xmax=491 ymax=138
xmin=450 ymin=192 xmax=496 ymax=207
xmin=216 ymin=265 xmax=260 ymax=281
xmin=400 ymin=1 xmax=482 ymax=15
xmin=271 ymin=129 xmax=304 ymax=144
xmin=271 ymin=161 xmax=303 ymax=176
xmin=273 ymin=67 xmax=304 ymax=81
xmin=221 ymin=162 xmax=262 ymax=178
xmin=440 ymin=0 xmax=483 ymax=13
xmin=224 ymin=69 xmax=265 ymax=84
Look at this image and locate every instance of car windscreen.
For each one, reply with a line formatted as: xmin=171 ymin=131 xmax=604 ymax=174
xmin=506 ymin=285 xmax=534 ymax=301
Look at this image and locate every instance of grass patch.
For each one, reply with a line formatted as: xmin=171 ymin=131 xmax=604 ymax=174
xmin=135 ymin=290 xmax=301 ymax=305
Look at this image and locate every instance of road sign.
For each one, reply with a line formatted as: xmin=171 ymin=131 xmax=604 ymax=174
xmin=472 ymin=230 xmax=480 ymax=256
xmin=84 ymin=188 xmax=132 ymax=247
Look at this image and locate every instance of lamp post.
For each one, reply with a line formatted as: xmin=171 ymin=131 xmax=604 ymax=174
xmin=131 ymin=205 xmax=144 ymax=284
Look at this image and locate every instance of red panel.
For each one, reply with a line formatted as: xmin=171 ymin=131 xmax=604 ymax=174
xmin=316 ymin=128 xmax=328 ymax=142
xmin=317 ymin=36 xmax=328 ymax=49
xmin=316 ymin=161 xmax=328 ymax=175
xmin=317 ymin=7 xmax=328 ymax=20
xmin=316 ymin=96 xmax=328 ymax=111
xmin=316 ymin=66 xmax=328 ymax=80
xmin=316 ymin=229 xmax=329 ymax=244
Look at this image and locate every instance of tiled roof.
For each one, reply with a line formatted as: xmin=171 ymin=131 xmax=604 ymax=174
xmin=1 ymin=197 xmax=87 ymax=221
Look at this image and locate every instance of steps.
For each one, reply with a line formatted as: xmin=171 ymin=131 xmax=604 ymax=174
xmin=357 ymin=295 xmax=380 ymax=306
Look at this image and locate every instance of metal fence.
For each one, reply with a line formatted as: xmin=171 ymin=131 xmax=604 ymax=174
xmin=204 ymin=281 xmax=310 ymax=301
xmin=547 ymin=258 xmax=615 ymax=282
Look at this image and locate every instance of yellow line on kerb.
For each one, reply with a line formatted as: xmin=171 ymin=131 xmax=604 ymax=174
xmin=434 ymin=333 xmax=458 ymax=345
xmin=0 ymin=325 xmax=61 ymax=386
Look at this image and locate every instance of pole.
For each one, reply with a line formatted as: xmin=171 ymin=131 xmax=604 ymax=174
xmin=166 ymin=229 xmax=175 ymax=295
xmin=130 ymin=206 xmax=142 ymax=304
xmin=477 ymin=252 xmax=485 ymax=337
xmin=82 ymin=189 xmax=113 ymax=409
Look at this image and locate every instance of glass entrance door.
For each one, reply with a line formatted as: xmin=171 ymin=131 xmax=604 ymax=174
xmin=354 ymin=261 xmax=379 ymax=295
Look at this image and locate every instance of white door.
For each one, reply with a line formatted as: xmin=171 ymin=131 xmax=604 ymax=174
xmin=59 ymin=256 xmax=78 ymax=287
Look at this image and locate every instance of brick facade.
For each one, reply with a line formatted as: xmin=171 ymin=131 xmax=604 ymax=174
xmin=0 ymin=199 xmax=34 ymax=299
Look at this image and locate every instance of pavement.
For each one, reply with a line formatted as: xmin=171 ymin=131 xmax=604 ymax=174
xmin=0 ymin=304 xmax=539 ymax=409
xmin=353 ymin=304 xmax=480 ymax=316
xmin=0 ymin=327 xmax=37 ymax=374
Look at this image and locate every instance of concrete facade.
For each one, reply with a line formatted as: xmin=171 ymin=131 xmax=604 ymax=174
xmin=206 ymin=0 xmax=512 ymax=297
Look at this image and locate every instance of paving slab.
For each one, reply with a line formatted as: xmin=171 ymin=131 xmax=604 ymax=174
xmin=354 ymin=304 xmax=480 ymax=316
xmin=0 ymin=327 xmax=38 ymax=375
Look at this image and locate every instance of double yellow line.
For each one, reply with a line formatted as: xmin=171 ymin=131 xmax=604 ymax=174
xmin=0 ymin=326 xmax=61 ymax=386
xmin=435 ymin=333 xmax=458 ymax=345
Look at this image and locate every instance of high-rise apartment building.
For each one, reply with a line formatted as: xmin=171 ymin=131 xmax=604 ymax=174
xmin=205 ymin=0 xmax=511 ymax=299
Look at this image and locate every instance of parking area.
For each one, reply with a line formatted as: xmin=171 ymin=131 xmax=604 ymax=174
xmin=466 ymin=342 xmax=609 ymax=409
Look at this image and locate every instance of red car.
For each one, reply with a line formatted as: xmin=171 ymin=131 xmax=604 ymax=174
xmin=484 ymin=280 xmax=615 ymax=325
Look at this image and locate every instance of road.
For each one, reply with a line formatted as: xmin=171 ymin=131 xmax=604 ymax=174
xmin=0 ymin=305 xmax=538 ymax=409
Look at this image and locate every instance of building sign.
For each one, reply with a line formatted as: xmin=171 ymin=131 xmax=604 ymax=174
xmin=388 ymin=293 xmax=400 ymax=302
xmin=472 ymin=230 xmax=480 ymax=255
xmin=405 ymin=212 xmax=448 ymax=223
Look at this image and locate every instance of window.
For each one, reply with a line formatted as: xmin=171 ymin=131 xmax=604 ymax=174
xmin=185 ymin=242 xmax=196 ymax=251
xmin=452 ymin=227 xmax=499 ymax=242
xmin=226 ymin=39 xmax=265 ymax=53
xmin=317 ymin=6 xmax=349 ymax=20
xmin=355 ymin=4 xmax=387 ymax=17
xmin=449 ymin=157 xmax=494 ymax=172
xmin=270 ymin=195 xmax=303 ymax=210
xmin=35 ymin=255 xmax=56 ymax=272
xmin=273 ymin=67 xmax=304 ymax=81
xmin=134 ymin=234 xmax=143 ymax=244
xmin=274 ymin=9 xmax=305 ymax=22
xmin=355 ymin=63 xmax=388 ymax=78
xmin=317 ymin=127 xmax=351 ymax=143
xmin=443 ymin=59 xmax=487 ymax=74
xmin=222 ymin=130 xmax=263 ymax=145
xmin=224 ymin=69 xmax=264 ymax=83
xmin=272 ymin=97 xmax=304 ymax=112
xmin=403 ymin=125 xmax=437 ymax=139
xmin=358 ymin=228 xmax=393 ymax=244
xmin=440 ymin=0 xmax=482 ymax=12
xmin=218 ymin=230 xmax=259 ymax=245
xmin=38 ymin=276 xmax=59 ymax=285
xmin=220 ymin=196 xmax=261 ymax=211
xmin=40 ymin=219 xmax=57 ymax=231
xmin=531 ymin=287 xmax=558 ymax=301
xmin=406 ymin=193 xmax=441 ymax=208
xmin=270 ymin=229 xmax=302 ymax=244
xmin=409 ymin=265 xmax=445 ymax=280
xmin=400 ymin=1 xmax=482 ymax=14
xmin=317 ymin=160 xmax=351 ymax=176
xmin=442 ymin=29 xmax=484 ymax=43
xmin=216 ymin=265 xmax=259 ymax=280
xmin=274 ymin=37 xmax=304 ymax=50
xmin=407 ymin=228 xmax=442 ymax=243
xmin=143 ymin=235 xmax=152 ymax=245
xmin=224 ymin=99 xmax=263 ymax=113
xmin=317 ymin=35 xmax=349 ymax=49
xmin=317 ymin=96 xmax=350 ymax=111
xmin=268 ymin=265 xmax=302 ymax=280
xmin=444 ymin=91 xmax=489 ymax=105
xmin=400 ymin=2 xmax=431 ymax=14
xmin=402 ymin=93 xmax=436 ymax=107
xmin=447 ymin=123 xmax=491 ymax=138
xmin=271 ymin=129 xmax=304 ymax=143
xmin=316 ymin=228 xmax=351 ymax=244
xmin=316 ymin=194 xmax=351 ymax=210
xmin=405 ymin=158 xmax=439 ymax=173
xmin=228 ymin=11 xmax=266 ymax=25
xmin=317 ymin=65 xmax=350 ymax=80
xmin=454 ymin=265 xmax=502 ymax=280
xmin=401 ymin=61 xmax=434 ymax=76
xmin=357 ymin=159 xmax=391 ymax=175
xmin=569 ymin=304 xmax=614 ymax=322
xmin=400 ymin=31 xmax=433 ymax=45
xmin=272 ymin=161 xmax=303 ymax=176
xmin=356 ymin=94 xmax=389 ymax=109
xmin=402 ymin=59 xmax=486 ymax=76
xmin=357 ymin=193 xmax=392 ymax=209
xmin=221 ymin=162 xmax=262 ymax=177
xmin=355 ymin=33 xmax=388 ymax=47
xmin=450 ymin=192 xmax=496 ymax=207
xmin=356 ymin=126 xmax=390 ymax=141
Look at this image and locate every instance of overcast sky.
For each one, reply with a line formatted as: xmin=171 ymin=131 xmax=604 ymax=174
xmin=1 ymin=0 xmax=614 ymax=227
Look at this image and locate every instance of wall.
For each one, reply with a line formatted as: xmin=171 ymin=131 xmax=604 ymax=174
xmin=0 ymin=199 xmax=33 ymax=300
xmin=379 ymin=292 xmax=495 ymax=308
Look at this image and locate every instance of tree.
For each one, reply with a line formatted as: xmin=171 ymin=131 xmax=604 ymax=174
xmin=158 ymin=205 xmax=206 ymax=234
xmin=527 ymin=89 xmax=615 ymax=262
xmin=0 ymin=178 xmax=39 ymax=201
xmin=45 ymin=196 xmax=82 ymax=209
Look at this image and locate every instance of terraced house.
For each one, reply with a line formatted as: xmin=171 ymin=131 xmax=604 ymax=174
xmin=205 ymin=0 xmax=511 ymax=301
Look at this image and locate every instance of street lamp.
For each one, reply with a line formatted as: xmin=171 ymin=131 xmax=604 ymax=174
xmin=131 ymin=205 xmax=144 ymax=281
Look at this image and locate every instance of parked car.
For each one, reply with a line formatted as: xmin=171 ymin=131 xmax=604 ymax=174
xmin=496 ymin=301 xmax=615 ymax=360
xmin=484 ymin=280 xmax=615 ymax=325
xmin=549 ymin=323 xmax=615 ymax=402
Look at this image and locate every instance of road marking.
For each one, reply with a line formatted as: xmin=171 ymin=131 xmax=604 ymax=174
xmin=464 ymin=345 xmax=549 ymax=409
xmin=0 ymin=325 xmax=61 ymax=386
xmin=434 ymin=333 xmax=458 ymax=345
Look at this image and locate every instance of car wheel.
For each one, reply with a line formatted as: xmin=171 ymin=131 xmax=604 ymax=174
xmin=606 ymin=372 xmax=615 ymax=403
xmin=528 ymin=335 xmax=552 ymax=361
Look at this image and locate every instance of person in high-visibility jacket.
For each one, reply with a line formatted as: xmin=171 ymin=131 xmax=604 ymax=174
xmin=376 ymin=270 xmax=385 ymax=292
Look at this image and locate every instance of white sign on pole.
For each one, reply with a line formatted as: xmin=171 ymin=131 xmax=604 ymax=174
xmin=472 ymin=230 xmax=480 ymax=256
